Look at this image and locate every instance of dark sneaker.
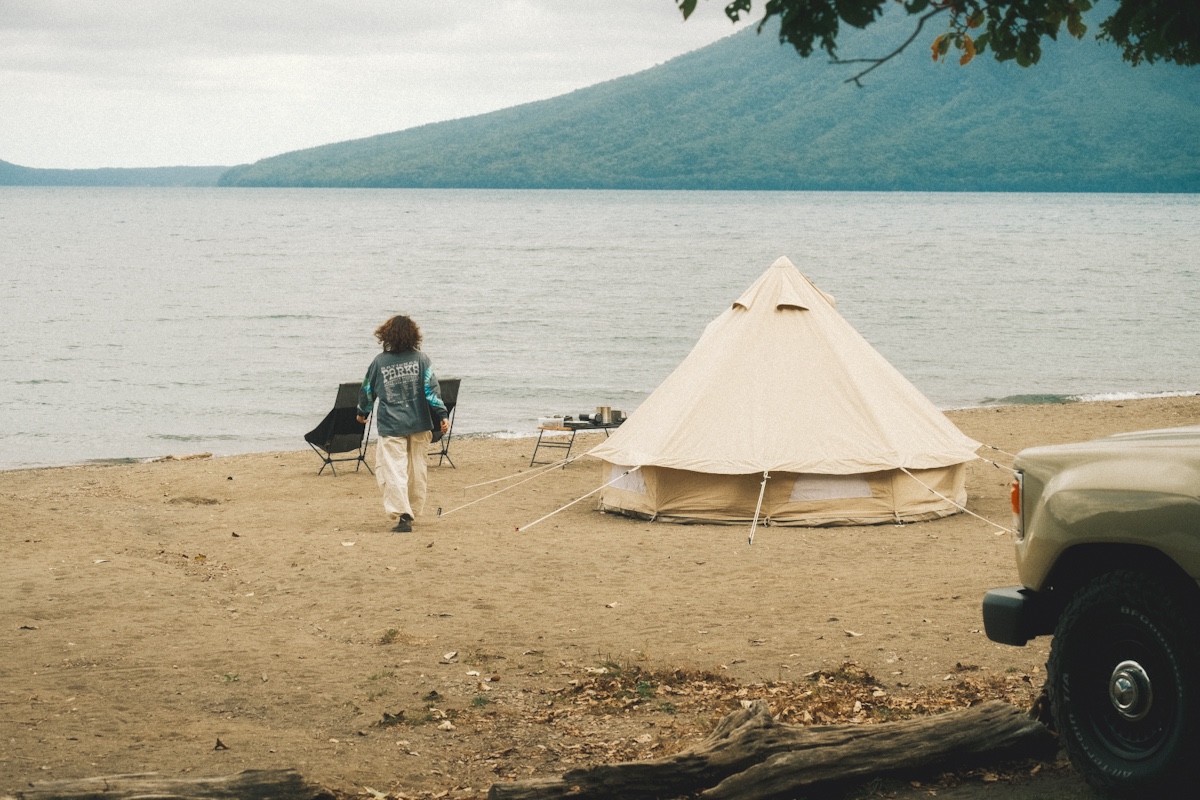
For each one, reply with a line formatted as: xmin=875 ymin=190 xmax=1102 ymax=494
xmin=392 ymin=517 xmax=412 ymax=533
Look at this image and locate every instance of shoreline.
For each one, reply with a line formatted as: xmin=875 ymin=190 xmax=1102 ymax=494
xmin=5 ymin=392 xmax=1199 ymax=474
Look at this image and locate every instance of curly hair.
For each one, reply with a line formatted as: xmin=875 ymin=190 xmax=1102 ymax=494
xmin=374 ymin=315 xmax=422 ymax=353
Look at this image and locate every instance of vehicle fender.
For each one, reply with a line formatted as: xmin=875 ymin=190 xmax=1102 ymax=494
xmin=1019 ymin=458 xmax=1200 ymax=589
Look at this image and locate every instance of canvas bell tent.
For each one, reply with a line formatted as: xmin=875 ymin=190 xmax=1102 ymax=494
xmin=588 ymin=257 xmax=980 ymax=526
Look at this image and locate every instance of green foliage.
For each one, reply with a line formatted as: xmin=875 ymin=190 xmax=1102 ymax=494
xmin=681 ymin=0 xmax=1197 ymax=67
xmin=219 ymin=11 xmax=1200 ymax=193
xmin=1100 ymin=0 xmax=1200 ymax=65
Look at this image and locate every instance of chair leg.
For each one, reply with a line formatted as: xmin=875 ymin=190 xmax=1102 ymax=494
xmin=311 ymin=443 xmax=334 ymax=476
xmin=359 ymin=427 xmax=373 ymax=474
xmin=430 ymin=409 xmax=456 ymax=468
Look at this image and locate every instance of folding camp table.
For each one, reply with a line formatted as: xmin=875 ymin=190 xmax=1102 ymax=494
xmin=530 ymin=422 xmax=619 ymax=467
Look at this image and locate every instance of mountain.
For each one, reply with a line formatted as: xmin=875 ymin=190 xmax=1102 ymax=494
xmin=0 ymin=160 xmax=228 ymax=187
xmin=220 ymin=12 xmax=1199 ymax=192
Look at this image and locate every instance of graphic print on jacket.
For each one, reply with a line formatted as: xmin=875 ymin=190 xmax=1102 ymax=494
xmin=381 ymin=360 xmax=421 ymax=410
xmin=359 ymin=350 xmax=446 ymax=438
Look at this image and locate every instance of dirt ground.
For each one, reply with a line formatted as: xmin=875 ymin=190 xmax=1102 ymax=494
xmin=3 ymin=396 xmax=1198 ymax=799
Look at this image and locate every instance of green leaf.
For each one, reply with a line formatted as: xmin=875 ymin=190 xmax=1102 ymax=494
xmin=678 ymin=0 xmax=699 ymax=20
xmin=1066 ymin=13 xmax=1087 ymax=39
xmin=724 ymin=0 xmax=753 ymax=22
xmin=839 ymin=0 xmax=887 ymax=29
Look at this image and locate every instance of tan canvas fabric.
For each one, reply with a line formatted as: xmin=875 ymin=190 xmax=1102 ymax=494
xmin=598 ymin=463 xmax=967 ymax=526
xmin=590 ymin=256 xmax=979 ymax=526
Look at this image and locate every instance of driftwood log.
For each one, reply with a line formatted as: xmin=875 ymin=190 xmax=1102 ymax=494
xmin=489 ymin=700 xmax=1056 ymax=800
xmin=2 ymin=768 xmax=334 ymax=800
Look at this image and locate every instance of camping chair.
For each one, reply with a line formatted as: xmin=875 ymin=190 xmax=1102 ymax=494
xmin=430 ymin=377 xmax=460 ymax=468
xmin=304 ymin=382 xmax=373 ymax=476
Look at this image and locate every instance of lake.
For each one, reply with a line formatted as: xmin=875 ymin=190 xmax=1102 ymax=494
xmin=1 ymin=188 xmax=1197 ymax=470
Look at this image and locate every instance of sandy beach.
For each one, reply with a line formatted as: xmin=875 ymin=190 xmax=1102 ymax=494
xmin=3 ymin=395 xmax=1199 ymax=799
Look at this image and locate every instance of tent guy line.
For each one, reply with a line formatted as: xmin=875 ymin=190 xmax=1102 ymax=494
xmin=515 ymin=466 xmax=642 ymax=533
xmin=461 ymin=454 xmax=582 ymax=491
xmin=979 ymin=455 xmax=1018 ymax=475
xmin=898 ymin=466 xmax=1016 ymax=536
xmin=436 ymin=454 xmax=581 ymax=518
xmin=981 ymin=443 xmax=1020 ymax=460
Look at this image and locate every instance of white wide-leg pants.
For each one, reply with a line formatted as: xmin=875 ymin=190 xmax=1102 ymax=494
xmin=375 ymin=431 xmax=433 ymax=520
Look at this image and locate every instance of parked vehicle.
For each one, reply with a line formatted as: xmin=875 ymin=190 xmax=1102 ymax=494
xmin=983 ymin=425 xmax=1200 ymax=795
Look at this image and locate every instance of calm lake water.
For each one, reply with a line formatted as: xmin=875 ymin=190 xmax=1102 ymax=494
xmin=1 ymin=188 xmax=1197 ymax=470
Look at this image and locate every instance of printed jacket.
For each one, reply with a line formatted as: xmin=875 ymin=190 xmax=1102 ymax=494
xmin=357 ymin=349 xmax=448 ymax=438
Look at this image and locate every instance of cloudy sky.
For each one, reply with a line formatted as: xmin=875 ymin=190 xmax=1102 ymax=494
xmin=0 ymin=1 xmax=756 ymax=169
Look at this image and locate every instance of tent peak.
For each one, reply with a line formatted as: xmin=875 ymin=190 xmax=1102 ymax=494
xmin=734 ymin=255 xmax=831 ymax=312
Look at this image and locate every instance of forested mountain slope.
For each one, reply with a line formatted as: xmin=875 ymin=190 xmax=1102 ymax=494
xmin=208 ymin=12 xmax=1194 ymax=192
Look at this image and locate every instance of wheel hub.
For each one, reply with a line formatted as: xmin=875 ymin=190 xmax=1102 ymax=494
xmin=1109 ymin=660 xmax=1153 ymax=722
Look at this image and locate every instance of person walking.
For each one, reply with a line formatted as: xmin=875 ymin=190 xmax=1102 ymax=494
xmin=356 ymin=315 xmax=449 ymax=532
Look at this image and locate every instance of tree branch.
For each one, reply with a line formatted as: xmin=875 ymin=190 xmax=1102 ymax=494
xmin=833 ymin=7 xmax=948 ymax=86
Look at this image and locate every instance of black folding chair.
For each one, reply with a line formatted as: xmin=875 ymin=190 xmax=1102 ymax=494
xmin=304 ymin=382 xmax=373 ymax=476
xmin=430 ymin=377 xmax=460 ymax=468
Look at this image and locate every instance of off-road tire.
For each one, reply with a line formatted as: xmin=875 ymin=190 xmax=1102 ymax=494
xmin=1048 ymin=570 xmax=1200 ymax=796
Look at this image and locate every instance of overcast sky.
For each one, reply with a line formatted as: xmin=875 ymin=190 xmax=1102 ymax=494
xmin=0 ymin=0 xmax=756 ymax=169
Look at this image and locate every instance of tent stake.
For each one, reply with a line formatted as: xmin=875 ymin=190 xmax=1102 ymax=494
xmin=748 ymin=471 xmax=770 ymax=545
